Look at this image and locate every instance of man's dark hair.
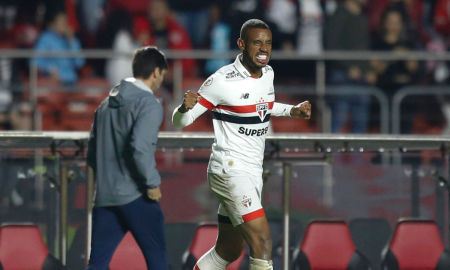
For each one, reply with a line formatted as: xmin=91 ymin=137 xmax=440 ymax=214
xmin=240 ymin=19 xmax=270 ymax=41
xmin=132 ymin=46 xmax=168 ymax=79
xmin=44 ymin=10 xmax=66 ymax=29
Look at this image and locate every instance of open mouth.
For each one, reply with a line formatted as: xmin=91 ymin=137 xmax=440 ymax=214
xmin=255 ymin=54 xmax=269 ymax=64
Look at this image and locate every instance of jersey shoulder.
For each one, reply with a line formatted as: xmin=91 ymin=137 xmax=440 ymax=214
xmin=263 ymin=65 xmax=274 ymax=76
xmin=199 ymin=63 xmax=239 ymax=90
xmin=216 ymin=64 xmax=242 ymax=81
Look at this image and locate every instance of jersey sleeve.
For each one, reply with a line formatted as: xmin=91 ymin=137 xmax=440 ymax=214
xmin=172 ymin=103 xmax=208 ymax=128
xmin=272 ymin=102 xmax=293 ymax=117
xmin=197 ymin=74 xmax=224 ymax=110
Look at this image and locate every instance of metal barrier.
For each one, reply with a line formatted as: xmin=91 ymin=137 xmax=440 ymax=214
xmin=0 ymin=131 xmax=449 ymax=269
xmin=280 ymin=85 xmax=389 ymax=133
xmin=392 ymin=86 xmax=450 ymax=134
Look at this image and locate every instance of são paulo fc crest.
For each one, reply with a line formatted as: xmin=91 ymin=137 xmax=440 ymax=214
xmin=242 ymin=195 xmax=252 ymax=208
xmin=256 ymin=102 xmax=269 ymax=122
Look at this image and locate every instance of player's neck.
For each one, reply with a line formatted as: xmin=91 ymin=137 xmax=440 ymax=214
xmin=240 ymin=55 xmax=262 ymax=78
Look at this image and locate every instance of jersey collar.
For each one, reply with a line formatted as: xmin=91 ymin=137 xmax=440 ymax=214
xmin=233 ymin=54 xmax=253 ymax=78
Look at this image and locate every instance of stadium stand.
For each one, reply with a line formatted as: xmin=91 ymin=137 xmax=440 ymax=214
xmin=382 ymin=219 xmax=450 ymax=270
xmin=293 ymin=220 xmax=372 ymax=270
xmin=0 ymin=224 xmax=63 ymax=270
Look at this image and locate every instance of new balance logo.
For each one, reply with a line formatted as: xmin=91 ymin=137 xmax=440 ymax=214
xmin=240 ymin=93 xmax=249 ymax=99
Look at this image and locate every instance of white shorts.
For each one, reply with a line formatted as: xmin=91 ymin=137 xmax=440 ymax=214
xmin=207 ymin=170 xmax=265 ymax=227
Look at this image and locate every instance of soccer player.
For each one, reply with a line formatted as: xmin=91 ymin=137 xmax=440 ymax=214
xmin=172 ymin=19 xmax=311 ymax=270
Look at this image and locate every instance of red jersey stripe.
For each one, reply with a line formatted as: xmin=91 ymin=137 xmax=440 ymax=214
xmin=197 ymin=94 xmax=215 ymax=110
xmin=194 ymin=264 xmax=201 ymax=270
xmin=217 ymin=101 xmax=274 ymax=113
xmin=242 ymin=208 xmax=265 ymax=222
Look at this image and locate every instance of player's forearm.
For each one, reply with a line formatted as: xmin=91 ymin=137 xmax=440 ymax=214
xmin=272 ymin=102 xmax=294 ymax=117
xmin=172 ymin=104 xmax=207 ymax=127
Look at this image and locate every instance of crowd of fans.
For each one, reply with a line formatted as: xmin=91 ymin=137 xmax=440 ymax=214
xmin=0 ymin=0 xmax=450 ymax=133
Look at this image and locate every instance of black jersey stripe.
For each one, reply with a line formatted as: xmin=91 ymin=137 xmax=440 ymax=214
xmin=212 ymin=111 xmax=271 ymax=124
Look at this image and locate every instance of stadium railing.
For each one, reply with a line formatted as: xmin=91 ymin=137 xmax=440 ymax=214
xmin=392 ymin=86 xmax=450 ymax=134
xmin=0 ymin=49 xmax=446 ymax=134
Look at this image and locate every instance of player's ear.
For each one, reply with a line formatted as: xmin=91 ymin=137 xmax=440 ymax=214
xmin=237 ymin=38 xmax=245 ymax=50
xmin=152 ymin=67 xmax=161 ymax=78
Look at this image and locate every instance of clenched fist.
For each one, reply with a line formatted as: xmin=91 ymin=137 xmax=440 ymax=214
xmin=290 ymin=101 xmax=311 ymax=119
xmin=178 ymin=91 xmax=201 ymax=113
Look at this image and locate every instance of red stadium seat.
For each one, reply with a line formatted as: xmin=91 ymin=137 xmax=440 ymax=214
xmin=74 ymin=77 xmax=111 ymax=105
xmin=61 ymin=102 xmax=97 ymax=131
xmin=182 ymin=223 xmax=247 ymax=270
xmin=293 ymin=220 xmax=371 ymax=270
xmin=382 ymin=219 xmax=450 ymax=270
xmin=0 ymin=224 xmax=63 ymax=270
xmin=109 ymin=232 xmax=147 ymax=270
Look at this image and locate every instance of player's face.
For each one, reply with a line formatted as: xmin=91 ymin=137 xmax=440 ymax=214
xmin=241 ymin=28 xmax=272 ymax=68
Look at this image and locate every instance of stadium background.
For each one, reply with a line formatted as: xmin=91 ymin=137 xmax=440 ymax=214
xmin=0 ymin=0 xmax=449 ymax=269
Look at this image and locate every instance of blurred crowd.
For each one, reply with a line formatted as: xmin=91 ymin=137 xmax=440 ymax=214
xmin=1 ymin=0 xmax=450 ymax=133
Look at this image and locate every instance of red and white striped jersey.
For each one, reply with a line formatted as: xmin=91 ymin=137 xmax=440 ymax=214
xmin=173 ymin=54 xmax=293 ymax=175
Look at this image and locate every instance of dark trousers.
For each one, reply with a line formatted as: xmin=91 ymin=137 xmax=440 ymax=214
xmin=86 ymin=195 xmax=168 ymax=270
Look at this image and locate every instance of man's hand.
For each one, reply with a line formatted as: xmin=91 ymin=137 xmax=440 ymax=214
xmin=178 ymin=91 xmax=201 ymax=113
xmin=291 ymin=101 xmax=311 ymax=119
xmin=147 ymin=187 xmax=162 ymax=202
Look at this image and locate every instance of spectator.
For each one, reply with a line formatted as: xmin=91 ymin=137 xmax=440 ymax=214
xmin=367 ymin=0 xmax=431 ymax=47
xmin=34 ymin=10 xmax=85 ymax=85
xmin=227 ymin=0 xmax=267 ymax=49
xmin=372 ymin=9 xmax=420 ymax=133
xmin=108 ymin=0 xmax=151 ymax=16
xmin=266 ymin=0 xmax=298 ymax=50
xmin=146 ymin=0 xmax=196 ymax=77
xmin=297 ymin=0 xmax=324 ymax=55
xmin=324 ymin=0 xmax=376 ymax=133
xmin=169 ymin=0 xmax=212 ymax=48
xmin=372 ymin=9 xmax=419 ymax=97
xmin=102 ymin=9 xmax=138 ymax=86
xmin=79 ymin=0 xmax=107 ymax=36
xmin=204 ymin=4 xmax=231 ymax=75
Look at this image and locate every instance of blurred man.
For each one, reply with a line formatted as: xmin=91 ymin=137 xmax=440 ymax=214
xmin=324 ymin=0 xmax=376 ymax=133
xmin=87 ymin=47 xmax=168 ymax=270
xmin=34 ymin=10 xmax=85 ymax=85
xmin=172 ymin=19 xmax=311 ymax=270
xmin=146 ymin=0 xmax=195 ymax=77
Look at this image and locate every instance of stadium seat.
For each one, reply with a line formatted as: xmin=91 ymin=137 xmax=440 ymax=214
xmin=382 ymin=219 xmax=450 ymax=270
xmin=61 ymin=102 xmax=97 ymax=131
xmin=349 ymin=218 xmax=392 ymax=270
xmin=182 ymin=223 xmax=247 ymax=270
xmin=0 ymin=224 xmax=63 ymax=270
xmin=293 ymin=220 xmax=372 ymax=270
xmin=109 ymin=231 xmax=147 ymax=270
xmin=73 ymin=77 xmax=111 ymax=105
xmin=268 ymin=219 xmax=304 ymax=269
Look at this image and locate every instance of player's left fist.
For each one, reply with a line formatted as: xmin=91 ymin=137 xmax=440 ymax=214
xmin=291 ymin=101 xmax=311 ymax=120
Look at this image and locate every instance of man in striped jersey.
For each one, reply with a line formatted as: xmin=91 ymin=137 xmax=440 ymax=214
xmin=172 ymin=19 xmax=311 ymax=270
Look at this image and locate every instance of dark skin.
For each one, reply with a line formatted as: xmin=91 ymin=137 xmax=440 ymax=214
xmin=179 ymin=28 xmax=311 ymax=119
xmin=176 ymin=27 xmax=311 ymax=262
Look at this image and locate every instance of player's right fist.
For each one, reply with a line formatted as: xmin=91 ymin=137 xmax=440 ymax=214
xmin=178 ymin=91 xmax=200 ymax=113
